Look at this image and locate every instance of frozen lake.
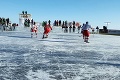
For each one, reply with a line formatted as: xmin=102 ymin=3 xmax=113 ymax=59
xmin=0 ymin=26 xmax=120 ymax=80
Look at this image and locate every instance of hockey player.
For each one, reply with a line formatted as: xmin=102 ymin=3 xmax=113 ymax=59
xmin=42 ymin=24 xmax=52 ymax=39
xmin=31 ymin=22 xmax=38 ymax=38
xmin=82 ymin=21 xmax=92 ymax=43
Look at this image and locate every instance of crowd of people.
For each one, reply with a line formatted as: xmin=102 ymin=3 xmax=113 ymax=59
xmin=24 ymin=19 xmax=34 ymax=27
xmin=31 ymin=21 xmax=52 ymax=39
xmin=0 ymin=17 xmax=18 ymax=31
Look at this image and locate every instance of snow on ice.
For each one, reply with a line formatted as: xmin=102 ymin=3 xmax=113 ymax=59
xmin=0 ymin=26 xmax=120 ymax=80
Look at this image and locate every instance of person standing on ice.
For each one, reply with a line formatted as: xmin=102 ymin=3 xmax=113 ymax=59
xmin=96 ymin=26 xmax=99 ymax=34
xmin=73 ymin=21 xmax=76 ymax=32
xmin=42 ymin=23 xmax=52 ymax=39
xmin=76 ymin=22 xmax=80 ymax=33
xmin=82 ymin=21 xmax=92 ymax=43
xmin=31 ymin=22 xmax=38 ymax=38
xmin=69 ymin=22 xmax=72 ymax=33
xmin=80 ymin=23 xmax=85 ymax=39
xmin=92 ymin=28 xmax=95 ymax=34
xmin=48 ymin=20 xmax=51 ymax=25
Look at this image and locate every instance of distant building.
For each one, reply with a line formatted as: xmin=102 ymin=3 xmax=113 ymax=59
xmin=19 ymin=11 xmax=32 ymax=27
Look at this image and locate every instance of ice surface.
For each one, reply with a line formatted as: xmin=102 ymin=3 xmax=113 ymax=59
xmin=0 ymin=26 xmax=120 ymax=80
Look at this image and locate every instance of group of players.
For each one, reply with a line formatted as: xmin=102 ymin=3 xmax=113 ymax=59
xmin=30 ymin=21 xmax=92 ymax=43
xmin=30 ymin=22 xmax=52 ymax=39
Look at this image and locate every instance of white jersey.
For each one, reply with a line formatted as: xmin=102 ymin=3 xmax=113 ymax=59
xmin=33 ymin=25 xmax=37 ymax=30
xmin=82 ymin=24 xmax=91 ymax=30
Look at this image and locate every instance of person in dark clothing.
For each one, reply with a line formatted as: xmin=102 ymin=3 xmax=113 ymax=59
xmin=62 ymin=21 xmax=65 ymax=26
xmin=62 ymin=21 xmax=65 ymax=31
xmin=28 ymin=19 xmax=30 ymax=27
xmin=59 ymin=20 xmax=61 ymax=26
xmin=92 ymin=28 xmax=95 ymax=34
xmin=69 ymin=22 xmax=72 ymax=33
xmin=2 ymin=18 xmax=6 ymax=31
xmin=64 ymin=20 xmax=68 ymax=33
xmin=0 ymin=17 xmax=2 ymax=30
xmin=103 ymin=26 xmax=108 ymax=33
xmin=31 ymin=19 xmax=34 ymax=24
xmin=73 ymin=21 xmax=76 ymax=32
xmin=6 ymin=18 xmax=9 ymax=27
xmin=96 ymin=26 xmax=99 ymax=34
xmin=22 ymin=11 xmax=24 ymax=14
xmin=54 ymin=20 xmax=56 ymax=26
xmin=2 ymin=18 xmax=6 ymax=25
xmin=24 ymin=19 xmax=28 ymax=27
xmin=56 ymin=20 xmax=58 ymax=26
xmin=48 ymin=20 xmax=51 ymax=25
xmin=0 ymin=17 xmax=2 ymax=24
xmin=25 ymin=11 xmax=27 ymax=14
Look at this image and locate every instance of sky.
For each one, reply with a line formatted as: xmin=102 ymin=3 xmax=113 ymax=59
xmin=0 ymin=0 xmax=120 ymax=29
